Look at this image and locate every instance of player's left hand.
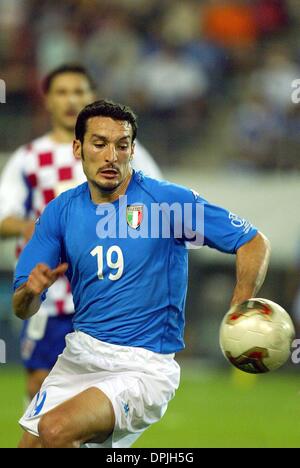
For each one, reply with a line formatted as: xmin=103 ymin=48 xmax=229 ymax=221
xmin=26 ymin=263 xmax=69 ymax=296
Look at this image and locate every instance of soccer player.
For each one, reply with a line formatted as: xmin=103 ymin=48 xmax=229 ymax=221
xmin=13 ymin=100 xmax=270 ymax=448
xmin=0 ymin=65 xmax=162 ymax=400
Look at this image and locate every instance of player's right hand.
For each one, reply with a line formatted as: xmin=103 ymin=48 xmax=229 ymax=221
xmin=26 ymin=263 xmax=69 ymax=296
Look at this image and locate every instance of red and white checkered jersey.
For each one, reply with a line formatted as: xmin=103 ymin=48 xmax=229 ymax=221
xmin=0 ymin=134 xmax=162 ymax=317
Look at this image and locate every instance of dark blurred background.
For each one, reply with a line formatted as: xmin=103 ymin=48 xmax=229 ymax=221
xmin=1 ymin=0 xmax=300 ymax=366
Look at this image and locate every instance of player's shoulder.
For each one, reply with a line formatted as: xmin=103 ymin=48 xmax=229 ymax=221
xmin=55 ymin=182 xmax=88 ymax=205
xmin=37 ymin=183 xmax=88 ymax=233
xmin=29 ymin=134 xmax=52 ymax=149
xmin=134 ymin=171 xmax=205 ymax=204
xmin=45 ymin=182 xmax=88 ymax=215
xmin=11 ymin=134 xmax=53 ymax=159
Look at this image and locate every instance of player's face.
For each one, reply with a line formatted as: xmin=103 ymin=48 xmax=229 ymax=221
xmin=74 ymin=116 xmax=134 ymax=193
xmin=45 ymin=73 xmax=95 ymax=132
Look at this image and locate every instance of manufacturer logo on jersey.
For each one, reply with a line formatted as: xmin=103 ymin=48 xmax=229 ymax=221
xmin=28 ymin=391 xmax=47 ymax=418
xmin=229 ymin=212 xmax=245 ymax=228
xmin=122 ymin=401 xmax=130 ymax=417
xmin=126 ymin=205 xmax=143 ymax=229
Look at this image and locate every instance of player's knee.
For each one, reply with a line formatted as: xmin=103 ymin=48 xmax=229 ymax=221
xmin=39 ymin=414 xmax=75 ymax=448
xmin=38 ymin=414 xmax=62 ymax=448
xmin=18 ymin=432 xmax=42 ymax=448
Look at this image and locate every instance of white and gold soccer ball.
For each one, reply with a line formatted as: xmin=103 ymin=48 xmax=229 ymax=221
xmin=219 ymin=298 xmax=295 ymax=374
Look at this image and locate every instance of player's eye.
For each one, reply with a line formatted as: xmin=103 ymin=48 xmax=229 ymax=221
xmin=55 ymin=90 xmax=67 ymax=96
xmin=94 ymin=143 xmax=105 ymax=148
xmin=118 ymin=144 xmax=129 ymax=150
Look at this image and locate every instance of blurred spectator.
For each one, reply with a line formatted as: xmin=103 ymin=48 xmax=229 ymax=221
xmin=250 ymin=44 xmax=300 ymax=112
xmin=133 ymin=43 xmax=208 ymax=112
xmin=201 ymin=0 xmax=260 ymax=71
xmin=202 ymin=0 xmax=258 ymax=49
xmin=277 ymin=105 xmax=300 ymax=171
xmin=1 ymin=0 xmax=300 ymax=171
xmin=160 ymin=0 xmax=200 ymax=47
xmin=230 ymin=90 xmax=285 ymax=171
xmin=287 ymin=0 xmax=300 ymax=22
xmin=228 ymin=33 xmax=300 ymax=171
xmin=36 ymin=26 xmax=81 ymax=76
xmin=131 ymin=41 xmax=208 ymax=160
xmin=158 ymin=0 xmax=230 ymax=92
xmin=34 ymin=4 xmax=81 ymax=75
xmin=253 ymin=0 xmax=289 ymax=38
xmin=0 ymin=0 xmax=29 ymax=68
xmin=0 ymin=0 xmax=27 ymax=29
xmin=230 ymin=79 xmax=300 ymax=172
xmin=184 ymin=41 xmax=229 ymax=93
xmin=83 ymin=7 xmax=141 ymax=101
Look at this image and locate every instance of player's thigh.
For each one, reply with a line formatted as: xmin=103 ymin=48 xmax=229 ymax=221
xmin=18 ymin=431 xmax=42 ymax=448
xmin=38 ymin=387 xmax=115 ymax=445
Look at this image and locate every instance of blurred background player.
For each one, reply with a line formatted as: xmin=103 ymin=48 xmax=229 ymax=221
xmin=0 ymin=64 xmax=162 ymax=400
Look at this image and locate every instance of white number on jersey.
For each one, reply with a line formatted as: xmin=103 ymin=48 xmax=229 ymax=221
xmin=90 ymin=246 xmax=124 ymax=281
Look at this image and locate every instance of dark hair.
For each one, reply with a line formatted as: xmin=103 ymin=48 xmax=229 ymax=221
xmin=42 ymin=64 xmax=96 ymax=94
xmin=75 ymin=100 xmax=138 ymax=143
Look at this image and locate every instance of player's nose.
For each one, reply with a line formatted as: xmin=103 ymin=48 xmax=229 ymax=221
xmin=104 ymin=144 xmax=118 ymax=162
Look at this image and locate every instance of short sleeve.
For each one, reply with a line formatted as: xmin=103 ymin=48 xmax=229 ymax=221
xmin=13 ymin=198 xmax=63 ymax=292
xmin=160 ymin=183 xmax=258 ymax=253
xmin=0 ymin=147 xmax=30 ymax=222
xmin=201 ymin=199 xmax=258 ymax=253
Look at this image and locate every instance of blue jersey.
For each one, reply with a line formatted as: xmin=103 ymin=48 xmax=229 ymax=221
xmin=14 ymin=171 xmax=257 ymax=354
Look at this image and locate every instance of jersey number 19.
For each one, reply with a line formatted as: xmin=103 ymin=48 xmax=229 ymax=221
xmin=90 ymin=246 xmax=124 ymax=281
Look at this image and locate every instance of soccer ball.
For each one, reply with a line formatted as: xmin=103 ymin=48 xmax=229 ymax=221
xmin=219 ymin=298 xmax=295 ymax=374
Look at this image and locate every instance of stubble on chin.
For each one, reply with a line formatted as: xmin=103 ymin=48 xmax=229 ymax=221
xmin=90 ymin=177 xmax=121 ymax=194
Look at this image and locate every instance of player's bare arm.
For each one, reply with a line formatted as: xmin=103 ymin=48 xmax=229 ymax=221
xmin=0 ymin=217 xmax=35 ymax=241
xmin=231 ymin=232 xmax=271 ymax=306
xmin=13 ymin=263 xmax=68 ymax=320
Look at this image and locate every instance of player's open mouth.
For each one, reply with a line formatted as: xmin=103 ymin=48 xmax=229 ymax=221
xmin=100 ymin=169 xmax=119 ymax=179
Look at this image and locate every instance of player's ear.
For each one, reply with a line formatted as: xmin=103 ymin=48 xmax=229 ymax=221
xmin=73 ymin=140 xmax=82 ymax=160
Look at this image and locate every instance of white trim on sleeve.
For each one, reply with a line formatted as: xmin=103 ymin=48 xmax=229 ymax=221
xmin=0 ymin=147 xmax=29 ymax=222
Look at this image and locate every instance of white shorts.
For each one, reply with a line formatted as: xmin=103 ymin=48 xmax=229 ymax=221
xmin=19 ymin=331 xmax=181 ymax=448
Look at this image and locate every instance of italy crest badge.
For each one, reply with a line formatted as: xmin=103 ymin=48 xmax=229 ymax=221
xmin=126 ymin=205 xmax=143 ymax=229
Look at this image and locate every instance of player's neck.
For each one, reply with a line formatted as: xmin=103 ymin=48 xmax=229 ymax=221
xmin=89 ymin=172 xmax=133 ymax=204
xmin=49 ymin=126 xmax=74 ymax=144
